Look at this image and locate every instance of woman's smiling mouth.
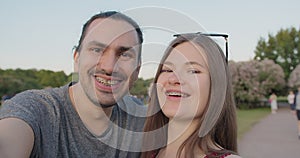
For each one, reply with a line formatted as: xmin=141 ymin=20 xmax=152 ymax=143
xmin=165 ymin=90 xmax=190 ymax=98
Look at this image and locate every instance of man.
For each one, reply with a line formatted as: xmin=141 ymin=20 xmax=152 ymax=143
xmin=294 ymin=86 xmax=300 ymax=139
xmin=0 ymin=11 xmax=146 ymax=157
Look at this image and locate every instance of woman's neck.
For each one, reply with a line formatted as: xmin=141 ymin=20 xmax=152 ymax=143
xmin=157 ymin=119 xmax=223 ymax=158
xmin=157 ymin=119 xmax=201 ymax=158
xmin=167 ymin=118 xmax=199 ymax=145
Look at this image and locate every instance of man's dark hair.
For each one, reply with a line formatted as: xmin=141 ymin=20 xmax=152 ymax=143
xmin=75 ymin=11 xmax=143 ymax=53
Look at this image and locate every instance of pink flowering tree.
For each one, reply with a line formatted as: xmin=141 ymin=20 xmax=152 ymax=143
xmin=288 ymin=64 xmax=300 ymax=88
xmin=229 ymin=59 xmax=285 ymax=108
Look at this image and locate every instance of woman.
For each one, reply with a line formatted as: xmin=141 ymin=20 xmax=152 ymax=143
xmin=141 ymin=34 xmax=240 ymax=158
xmin=269 ymin=92 xmax=278 ymax=114
xmin=287 ymin=90 xmax=295 ymax=112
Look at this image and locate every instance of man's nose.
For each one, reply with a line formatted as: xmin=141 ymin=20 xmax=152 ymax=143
xmin=97 ymin=51 xmax=118 ymax=75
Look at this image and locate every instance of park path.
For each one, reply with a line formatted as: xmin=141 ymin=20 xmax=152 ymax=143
xmin=238 ymin=107 xmax=300 ymax=158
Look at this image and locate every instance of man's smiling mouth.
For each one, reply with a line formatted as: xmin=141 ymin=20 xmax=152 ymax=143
xmin=95 ymin=76 xmax=120 ymax=86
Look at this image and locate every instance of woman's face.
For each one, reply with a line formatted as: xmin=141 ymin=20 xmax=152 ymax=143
xmin=157 ymin=42 xmax=211 ymax=120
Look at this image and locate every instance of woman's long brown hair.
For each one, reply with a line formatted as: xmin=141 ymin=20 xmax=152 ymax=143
xmin=141 ymin=34 xmax=237 ymax=158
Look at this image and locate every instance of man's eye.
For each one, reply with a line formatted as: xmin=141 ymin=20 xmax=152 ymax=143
xmin=118 ymin=51 xmax=136 ymax=61
xmin=89 ymin=48 xmax=103 ymax=53
xmin=120 ymin=52 xmax=133 ymax=58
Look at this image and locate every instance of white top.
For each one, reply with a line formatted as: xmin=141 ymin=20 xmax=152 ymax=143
xmin=287 ymin=94 xmax=295 ymax=104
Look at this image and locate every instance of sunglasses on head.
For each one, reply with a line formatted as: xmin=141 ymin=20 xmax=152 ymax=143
xmin=173 ymin=32 xmax=229 ymax=62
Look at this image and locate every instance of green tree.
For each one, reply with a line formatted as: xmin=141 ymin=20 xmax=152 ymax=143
xmin=130 ymin=78 xmax=153 ymax=97
xmin=0 ymin=69 xmax=42 ymax=96
xmin=254 ymin=27 xmax=300 ymax=80
xmin=0 ymin=68 xmax=69 ymax=98
xmin=67 ymin=72 xmax=78 ymax=83
xmin=36 ymin=70 xmax=68 ymax=88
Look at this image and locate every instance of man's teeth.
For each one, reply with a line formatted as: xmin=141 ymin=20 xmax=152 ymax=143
xmin=166 ymin=91 xmax=188 ymax=97
xmin=96 ymin=77 xmax=118 ymax=86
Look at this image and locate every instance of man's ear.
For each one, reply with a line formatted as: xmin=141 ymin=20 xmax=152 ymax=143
xmin=130 ymin=65 xmax=141 ymax=87
xmin=73 ymin=51 xmax=79 ymax=73
xmin=133 ymin=65 xmax=140 ymax=82
xmin=129 ymin=65 xmax=140 ymax=89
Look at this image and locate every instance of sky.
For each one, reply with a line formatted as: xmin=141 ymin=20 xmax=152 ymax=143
xmin=1 ymin=0 xmax=299 ymax=79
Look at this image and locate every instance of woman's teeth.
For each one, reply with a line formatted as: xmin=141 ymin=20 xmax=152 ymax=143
xmin=166 ymin=91 xmax=189 ymax=97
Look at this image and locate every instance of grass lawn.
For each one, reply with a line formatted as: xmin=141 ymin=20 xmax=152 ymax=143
xmin=236 ymin=107 xmax=270 ymax=140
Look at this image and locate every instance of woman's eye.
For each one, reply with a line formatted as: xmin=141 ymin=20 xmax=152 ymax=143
xmin=160 ymin=69 xmax=173 ymax=73
xmin=188 ymin=69 xmax=201 ymax=74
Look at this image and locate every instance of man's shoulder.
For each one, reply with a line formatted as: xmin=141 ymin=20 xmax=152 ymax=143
xmin=1 ymin=84 xmax=69 ymax=113
xmin=113 ymin=95 xmax=147 ymax=131
xmin=121 ymin=95 xmax=148 ymax=116
xmin=14 ymin=84 xmax=67 ymax=103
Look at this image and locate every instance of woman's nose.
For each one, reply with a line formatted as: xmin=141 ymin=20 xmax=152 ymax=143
xmin=168 ymin=72 xmax=182 ymax=85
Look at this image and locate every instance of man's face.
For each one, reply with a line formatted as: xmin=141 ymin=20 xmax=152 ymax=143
xmin=74 ymin=18 xmax=140 ymax=107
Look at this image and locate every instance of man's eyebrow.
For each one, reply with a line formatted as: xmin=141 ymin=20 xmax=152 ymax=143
xmin=87 ymin=41 xmax=107 ymax=48
xmin=118 ymin=46 xmax=133 ymax=52
xmin=88 ymin=40 xmax=136 ymax=53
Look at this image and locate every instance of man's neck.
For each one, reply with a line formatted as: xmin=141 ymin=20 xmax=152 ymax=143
xmin=69 ymin=84 xmax=114 ymax=136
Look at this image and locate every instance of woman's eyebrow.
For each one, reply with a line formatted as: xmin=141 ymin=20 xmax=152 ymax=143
xmin=185 ymin=61 xmax=206 ymax=68
xmin=162 ymin=61 xmax=174 ymax=66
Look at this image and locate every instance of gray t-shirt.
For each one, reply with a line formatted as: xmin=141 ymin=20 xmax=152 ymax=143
xmin=0 ymin=83 xmax=147 ymax=158
xmin=296 ymin=93 xmax=300 ymax=110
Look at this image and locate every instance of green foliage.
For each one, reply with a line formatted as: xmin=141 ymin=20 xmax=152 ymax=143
xmin=277 ymin=96 xmax=287 ymax=102
xmin=130 ymin=78 xmax=153 ymax=97
xmin=36 ymin=70 xmax=68 ymax=88
xmin=0 ymin=67 xmax=153 ymax=104
xmin=67 ymin=73 xmax=79 ymax=83
xmin=254 ymin=27 xmax=300 ymax=80
xmin=0 ymin=68 xmax=69 ymax=98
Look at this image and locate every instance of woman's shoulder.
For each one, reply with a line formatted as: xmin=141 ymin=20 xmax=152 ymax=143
xmin=205 ymin=152 xmax=242 ymax=158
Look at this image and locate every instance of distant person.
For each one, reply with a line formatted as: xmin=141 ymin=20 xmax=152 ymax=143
xmin=1 ymin=94 xmax=13 ymax=105
xmin=294 ymin=86 xmax=300 ymax=139
xmin=0 ymin=11 xmax=147 ymax=157
xmin=269 ymin=92 xmax=278 ymax=114
xmin=287 ymin=90 xmax=295 ymax=112
xmin=141 ymin=34 xmax=240 ymax=157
